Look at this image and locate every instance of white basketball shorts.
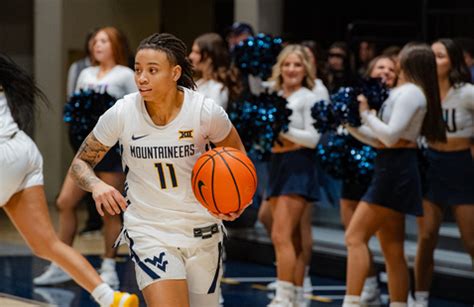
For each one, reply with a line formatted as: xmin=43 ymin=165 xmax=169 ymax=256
xmin=121 ymin=229 xmax=223 ymax=294
xmin=0 ymin=131 xmax=43 ymax=206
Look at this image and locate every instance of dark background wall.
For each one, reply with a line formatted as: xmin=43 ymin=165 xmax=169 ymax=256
xmin=211 ymin=0 xmax=474 ymax=53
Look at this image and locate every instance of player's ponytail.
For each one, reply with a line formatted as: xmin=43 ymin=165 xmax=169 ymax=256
xmin=0 ymin=53 xmax=48 ymax=132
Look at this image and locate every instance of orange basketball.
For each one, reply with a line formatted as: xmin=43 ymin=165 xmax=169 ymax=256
xmin=191 ymin=147 xmax=257 ymax=214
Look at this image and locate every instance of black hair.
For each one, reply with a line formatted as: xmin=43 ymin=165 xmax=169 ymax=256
xmin=434 ymin=38 xmax=472 ymax=87
xmin=0 ymin=53 xmax=48 ymax=132
xmin=137 ymin=33 xmax=196 ymax=90
xmin=399 ymin=43 xmax=446 ymax=143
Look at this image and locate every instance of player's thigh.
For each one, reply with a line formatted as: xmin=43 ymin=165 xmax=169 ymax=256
xmin=142 ymin=279 xmax=189 ymax=307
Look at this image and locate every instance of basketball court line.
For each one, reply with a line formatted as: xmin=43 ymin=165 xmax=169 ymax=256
xmin=0 ymin=292 xmax=52 ymax=306
xmin=223 ymin=277 xmax=347 ymax=290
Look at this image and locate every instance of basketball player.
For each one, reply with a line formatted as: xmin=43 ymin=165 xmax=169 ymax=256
xmin=344 ymin=43 xmax=446 ymax=307
xmin=413 ymin=38 xmax=474 ymax=307
xmin=69 ymin=33 xmax=248 ymax=307
xmin=0 ymin=53 xmax=138 ymax=307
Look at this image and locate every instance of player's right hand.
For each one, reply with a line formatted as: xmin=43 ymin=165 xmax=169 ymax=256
xmin=91 ymin=181 xmax=127 ymax=216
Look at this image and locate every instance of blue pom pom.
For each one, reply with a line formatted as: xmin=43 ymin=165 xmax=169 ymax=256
xmin=311 ymin=99 xmax=338 ymax=133
xmin=232 ymin=33 xmax=283 ymax=80
xmin=359 ymin=77 xmax=390 ymax=111
xmin=316 ymin=133 xmax=376 ymax=184
xmin=313 ymin=79 xmax=389 ymax=130
xmin=227 ymin=92 xmax=292 ymax=161
xmin=63 ymin=89 xmax=117 ymax=148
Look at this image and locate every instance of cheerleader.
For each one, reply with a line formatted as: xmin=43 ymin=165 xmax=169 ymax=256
xmin=341 ymin=54 xmax=397 ymax=305
xmin=413 ymin=38 xmax=474 ymax=307
xmin=0 ymin=53 xmax=138 ymax=307
xmin=34 ymin=26 xmax=137 ymax=288
xmin=266 ymin=45 xmax=320 ymax=307
xmin=344 ymin=43 xmax=446 ymax=307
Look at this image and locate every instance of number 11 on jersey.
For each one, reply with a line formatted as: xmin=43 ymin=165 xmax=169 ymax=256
xmin=154 ymin=162 xmax=178 ymax=189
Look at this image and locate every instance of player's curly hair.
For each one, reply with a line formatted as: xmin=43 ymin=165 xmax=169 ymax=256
xmin=137 ymin=33 xmax=196 ymax=90
xmin=0 ymin=53 xmax=48 ymax=132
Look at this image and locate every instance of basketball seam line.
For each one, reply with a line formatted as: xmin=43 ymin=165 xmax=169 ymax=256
xmin=192 ymin=155 xmax=214 ymax=209
xmin=210 ymin=149 xmax=222 ymax=213
xmin=212 ymin=148 xmax=241 ymax=212
xmin=222 ymin=148 xmax=257 ymax=188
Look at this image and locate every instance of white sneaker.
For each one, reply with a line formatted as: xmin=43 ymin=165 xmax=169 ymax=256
xmin=267 ymin=297 xmax=293 ymax=307
xmin=267 ymin=280 xmax=277 ymax=290
xmin=100 ymin=267 xmax=119 ymax=289
xmin=409 ymin=299 xmax=428 ymax=307
xmin=360 ymin=287 xmax=382 ymax=306
xmin=33 ymin=263 xmax=72 ymax=285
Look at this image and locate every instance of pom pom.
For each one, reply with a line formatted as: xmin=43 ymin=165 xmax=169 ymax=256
xmin=329 ymin=87 xmax=361 ymax=128
xmin=311 ymin=87 xmax=360 ymax=133
xmin=316 ymin=132 xmax=376 ymax=184
xmin=63 ymin=89 xmax=116 ymax=148
xmin=344 ymin=139 xmax=377 ymax=185
xmin=316 ymin=132 xmax=348 ymax=178
xmin=228 ymin=92 xmax=292 ymax=161
xmin=359 ymin=77 xmax=390 ymax=112
xmin=232 ymin=33 xmax=283 ymax=80
xmin=311 ymin=99 xmax=339 ymax=133
xmin=312 ymin=78 xmax=389 ymax=131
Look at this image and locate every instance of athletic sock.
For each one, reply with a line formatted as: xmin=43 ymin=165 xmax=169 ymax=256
xmin=343 ymin=295 xmax=360 ymax=307
xmin=363 ymin=276 xmax=378 ymax=290
xmin=101 ymin=258 xmax=116 ymax=271
xmin=295 ymin=286 xmax=304 ymax=302
xmin=91 ymin=283 xmax=114 ymax=306
xmin=414 ymin=291 xmax=429 ymax=302
xmin=275 ymin=280 xmax=295 ymax=302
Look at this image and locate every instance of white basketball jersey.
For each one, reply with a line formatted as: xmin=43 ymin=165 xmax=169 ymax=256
xmin=93 ymin=88 xmax=232 ymax=248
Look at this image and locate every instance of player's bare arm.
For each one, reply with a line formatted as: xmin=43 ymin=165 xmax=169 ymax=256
xmin=70 ymin=133 xmax=127 ymax=216
xmin=70 ymin=132 xmax=109 ymax=192
xmin=214 ymin=126 xmax=246 ymax=152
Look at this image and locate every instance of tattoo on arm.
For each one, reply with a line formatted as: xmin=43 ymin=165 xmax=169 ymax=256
xmin=70 ymin=133 xmax=111 ymax=191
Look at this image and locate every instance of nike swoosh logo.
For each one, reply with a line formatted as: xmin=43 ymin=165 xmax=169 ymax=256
xmin=131 ymin=134 xmax=149 ymax=141
xmin=198 ymin=180 xmax=207 ymax=203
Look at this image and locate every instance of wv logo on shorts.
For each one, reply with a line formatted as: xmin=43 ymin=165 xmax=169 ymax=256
xmin=178 ymin=129 xmax=193 ymax=140
xmin=144 ymin=252 xmax=168 ymax=272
